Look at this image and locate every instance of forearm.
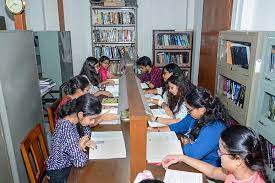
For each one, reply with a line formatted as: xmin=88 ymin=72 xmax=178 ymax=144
xmin=158 ymin=117 xmax=180 ymax=125
xmin=180 ymin=155 xmax=226 ymax=180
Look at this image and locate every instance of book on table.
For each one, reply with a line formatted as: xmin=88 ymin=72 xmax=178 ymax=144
xmin=102 ymin=97 xmax=119 ymax=106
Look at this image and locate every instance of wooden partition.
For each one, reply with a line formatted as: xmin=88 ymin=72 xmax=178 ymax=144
xmin=125 ymin=65 xmax=148 ymax=182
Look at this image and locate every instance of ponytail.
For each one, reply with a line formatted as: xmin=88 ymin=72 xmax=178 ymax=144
xmin=62 ymin=75 xmax=90 ymax=95
xmin=186 ymin=87 xmax=229 ymax=140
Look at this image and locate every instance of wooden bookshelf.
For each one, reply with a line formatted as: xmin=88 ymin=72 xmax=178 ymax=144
xmin=90 ymin=4 xmax=138 ymax=74
xmin=215 ymin=31 xmax=275 ymax=182
xmin=152 ymin=30 xmax=193 ymax=80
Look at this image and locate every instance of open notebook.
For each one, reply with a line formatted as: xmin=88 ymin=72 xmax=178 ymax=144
xmin=100 ymin=108 xmax=120 ymax=124
xmin=89 ymin=131 xmax=126 ymax=159
xmin=147 ymin=108 xmax=171 ymax=128
xmin=164 ymin=169 xmax=203 ymax=183
xmin=147 ymin=132 xmax=182 ymax=163
xmin=105 ymin=85 xmax=119 ymax=97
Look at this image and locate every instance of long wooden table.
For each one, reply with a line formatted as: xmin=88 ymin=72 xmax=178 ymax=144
xmin=68 ymin=65 xmax=206 ymax=183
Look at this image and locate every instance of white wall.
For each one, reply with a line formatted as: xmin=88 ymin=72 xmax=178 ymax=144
xmin=63 ymin=0 xmax=92 ymax=75
xmin=232 ymin=0 xmax=275 ymax=31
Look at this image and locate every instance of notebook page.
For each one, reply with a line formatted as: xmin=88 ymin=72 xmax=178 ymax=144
xmin=163 ymin=169 xmax=203 ymax=183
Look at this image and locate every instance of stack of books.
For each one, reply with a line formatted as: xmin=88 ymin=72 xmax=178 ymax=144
xmin=39 ymin=78 xmax=56 ymax=96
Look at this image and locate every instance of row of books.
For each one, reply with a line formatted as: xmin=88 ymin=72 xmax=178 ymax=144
xmin=93 ymin=29 xmax=135 ymax=42
xmin=226 ymin=41 xmax=250 ymax=69
xmin=267 ymin=94 xmax=275 ymax=122
xmin=270 ymin=47 xmax=275 ymax=72
xmin=93 ymin=10 xmax=135 ymax=25
xmin=157 ymin=34 xmax=191 ymax=47
xmin=94 ymin=46 xmax=136 ymax=60
xmin=260 ymin=136 xmax=275 ymax=171
xmin=221 ymin=76 xmax=246 ymax=108
xmin=156 ymin=52 xmax=189 ymax=65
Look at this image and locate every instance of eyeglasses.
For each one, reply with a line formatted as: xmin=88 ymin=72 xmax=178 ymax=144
xmin=217 ymin=149 xmax=235 ymax=157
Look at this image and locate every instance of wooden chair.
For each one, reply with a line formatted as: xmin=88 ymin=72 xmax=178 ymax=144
xmin=20 ymin=124 xmax=49 ymax=183
xmin=47 ymin=99 xmax=61 ymax=134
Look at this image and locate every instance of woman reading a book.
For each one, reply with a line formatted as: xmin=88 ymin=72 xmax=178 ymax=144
xmin=47 ymin=94 xmax=101 ymax=183
xmin=80 ymin=57 xmax=114 ymax=97
xmin=148 ymin=74 xmax=195 ymax=124
xmin=99 ymin=56 xmax=117 ymax=81
xmin=162 ymin=125 xmax=266 ymax=183
xmin=145 ymin=63 xmax=183 ymax=110
xmin=149 ymin=87 xmax=228 ymax=167
xmin=55 ymin=75 xmax=118 ymax=131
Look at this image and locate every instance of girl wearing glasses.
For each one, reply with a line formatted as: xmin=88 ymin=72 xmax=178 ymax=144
xmin=162 ymin=125 xmax=266 ymax=183
xmin=149 ymin=87 xmax=228 ymax=166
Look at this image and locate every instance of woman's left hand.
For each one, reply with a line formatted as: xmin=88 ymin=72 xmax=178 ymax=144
xmin=84 ymin=139 xmax=97 ymax=151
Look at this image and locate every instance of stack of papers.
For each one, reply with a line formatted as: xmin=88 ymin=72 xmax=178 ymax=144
xmin=106 ymin=85 xmax=119 ymax=97
xmin=140 ymin=83 xmax=149 ymax=89
xmin=147 ymin=132 xmax=183 ymax=163
xmin=100 ymin=108 xmax=120 ymax=124
xmin=89 ymin=131 xmax=126 ymax=159
xmin=147 ymin=109 xmax=171 ymax=128
xmin=39 ymin=78 xmax=56 ymax=96
xmin=164 ymin=169 xmax=203 ymax=183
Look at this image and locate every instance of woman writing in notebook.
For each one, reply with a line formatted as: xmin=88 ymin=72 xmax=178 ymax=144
xmin=148 ymin=74 xmax=195 ymax=124
xmin=149 ymin=87 xmax=228 ymax=167
xmin=55 ymin=75 xmax=117 ymax=129
xmin=162 ymin=125 xmax=266 ymax=183
xmin=145 ymin=63 xmax=183 ymax=116
xmin=47 ymin=94 xmax=101 ymax=183
xmin=79 ymin=57 xmax=114 ymax=97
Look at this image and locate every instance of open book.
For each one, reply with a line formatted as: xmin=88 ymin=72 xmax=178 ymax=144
xmin=89 ymin=131 xmax=126 ymax=159
xmin=147 ymin=132 xmax=182 ymax=163
xmin=100 ymin=108 xmax=120 ymax=124
xmin=164 ymin=169 xmax=203 ymax=183
xmin=102 ymin=97 xmax=119 ymax=106
xmin=105 ymin=85 xmax=119 ymax=97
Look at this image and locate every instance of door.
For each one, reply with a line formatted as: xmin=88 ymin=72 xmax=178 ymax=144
xmin=198 ymin=0 xmax=233 ymax=94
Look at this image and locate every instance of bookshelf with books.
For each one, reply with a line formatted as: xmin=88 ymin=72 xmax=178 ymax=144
xmin=215 ymin=31 xmax=275 ymax=182
xmin=91 ymin=5 xmax=137 ymax=74
xmin=152 ymin=30 xmax=193 ymax=79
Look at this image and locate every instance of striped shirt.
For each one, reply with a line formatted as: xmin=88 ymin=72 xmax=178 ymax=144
xmin=46 ymin=119 xmax=91 ymax=170
xmin=139 ymin=66 xmax=163 ymax=88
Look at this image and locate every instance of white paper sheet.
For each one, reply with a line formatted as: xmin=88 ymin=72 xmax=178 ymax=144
xmin=147 ymin=132 xmax=182 ymax=163
xmin=89 ymin=131 xmax=126 ymax=159
xmin=105 ymin=85 xmax=119 ymax=97
xmin=164 ymin=169 xmax=203 ymax=183
xmin=148 ymin=121 xmax=167 ymax=128
xmin=100 ymin=108 xmax=120 ymax=124
xmin=140 ymin=83 xmax=149 ymax=89
xmin=108 ymin=79 xmax=119 ymax=85
xmin=151 ymin=109 xmax=171 ymax=119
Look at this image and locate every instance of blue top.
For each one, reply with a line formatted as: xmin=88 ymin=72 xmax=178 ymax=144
xmin=47 ymin=119 xmax=91 ymax=170
xmin=169 ymin=115 xmax=226 ymax=167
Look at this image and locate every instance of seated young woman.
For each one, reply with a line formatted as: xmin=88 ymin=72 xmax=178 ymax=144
xmin=148 ymin=74 xmax=195 ymax=124
xmin=149 ymin=87 xmax=229 ymax=167
xmin=162 ymin=125 xmax=266 ymax=183
xmin=99 ymin=56 xmax=117 ymax=81
xmin=145 ymin=63 xmax=183 ymax=115
xmin=55 ymin=75 xmax=117 ymax=129
xmin=47 ymin=94 xmax=101 ymax=182
xmin=79 ymin=57 xmax=114 ymax=97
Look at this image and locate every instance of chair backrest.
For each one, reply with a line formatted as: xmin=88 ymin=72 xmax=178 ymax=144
xmin=20 ymin=124 xmax=48 ymax=183
xmin=47 ymin=99 xmax=61 ymax=134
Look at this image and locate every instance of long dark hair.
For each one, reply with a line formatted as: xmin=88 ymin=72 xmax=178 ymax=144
xmin=187 ymin=87 xmax=229 ymax=140
xmin=161 ymin=63 xmax=183 ymax=96
xmin=62 ymin=75 xmax=90 ymax=96
xmin=167 ymin=74 xmax=195 ymax=114
xmin=221 ymin=125 xmax=266 ymax=178
xmin=80 ymin=57 xmax=100 ymax=86
xmin=99 ymin=55 xmax=110 ymax=64
xmin=58 ymin=94 xmax=102 ymax=136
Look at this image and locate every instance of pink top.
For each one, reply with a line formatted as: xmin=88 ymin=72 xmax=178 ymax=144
xmin=225 ymin=172 xmax=265 ymax=183
xmin=99 ymin=67 xmax=113 ymax=81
